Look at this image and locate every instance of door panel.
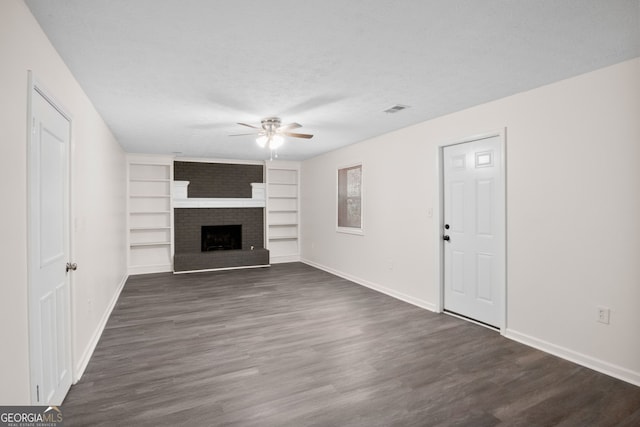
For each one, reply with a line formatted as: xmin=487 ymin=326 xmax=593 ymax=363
xmin=39 ymin=127 xmax=65 ymax=265
xmin=450 ymin=181 xmax=465 ymax=232
xmin=475 ymin=179 xmax=494 ymax=236
xmin=451 ymin=251 xmax=466 ymax=294
xmin=29 ymin=87 xmax=72 ymax=405
xmin=39 ymin=292 xmax=55 ymax=402
xmin=443 ymin=135 xmax=504 ymax=328
xmin=476 ymin=252 xmax=493 ymax=302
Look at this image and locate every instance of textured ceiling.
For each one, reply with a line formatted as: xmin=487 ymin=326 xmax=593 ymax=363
xmin=25 ymin=0 xmax=640 ymax=161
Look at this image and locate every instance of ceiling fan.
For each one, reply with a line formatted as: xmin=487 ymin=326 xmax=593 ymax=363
xmin=230 ymin=117 xmax=313 ymax=154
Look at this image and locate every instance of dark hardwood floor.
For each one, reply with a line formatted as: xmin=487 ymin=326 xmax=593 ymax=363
xmin=62 ymin=263 xmax=640 ymax=426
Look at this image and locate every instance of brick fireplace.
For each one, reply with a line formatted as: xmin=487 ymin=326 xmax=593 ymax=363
xmin=172 ymin=161 xmax=269 ymax=273
xmin=173 ymin=208 xmax=268 ymax=272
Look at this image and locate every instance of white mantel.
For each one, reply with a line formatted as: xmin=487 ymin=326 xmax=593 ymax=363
xmin=173 ymin=181 xmax=266 ymax=208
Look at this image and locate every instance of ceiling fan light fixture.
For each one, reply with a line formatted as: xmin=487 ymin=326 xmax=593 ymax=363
xmin=269 ymin=134 xmax=284 ymax=149
xmin=256 ymin=135 xmax=268 ymax=147
xmin=235 ymin=117 xmax=313 ymax=156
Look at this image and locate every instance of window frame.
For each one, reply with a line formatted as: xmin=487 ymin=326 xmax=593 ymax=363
xmin=336 ymin=162 xmax=364 ymax=235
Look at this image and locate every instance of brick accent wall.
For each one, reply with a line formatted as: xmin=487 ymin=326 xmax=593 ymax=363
xmin=174 ymin=161 xmax=263 ymax=198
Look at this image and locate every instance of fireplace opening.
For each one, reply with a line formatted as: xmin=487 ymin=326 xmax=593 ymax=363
xmin=201 ymin=225 xmax=241 ymax=251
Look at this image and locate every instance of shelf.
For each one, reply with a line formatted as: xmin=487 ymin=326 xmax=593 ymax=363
xmin=266 ymin=164 xmax=299 ymax=259
xmin=173 ymin=198 xmax=265 ymax=208
xmin=130 ymin=226 xmax=171 ymax=231
xmin=130 ymin=241 xmax=171 ymax=247
xmin=130 ymin=211 xmax=171 ymax=215
xmin=130 ymin=178 xmax=171 ymax=183
xmin=127 ymin=157 xmax=173 ymax=275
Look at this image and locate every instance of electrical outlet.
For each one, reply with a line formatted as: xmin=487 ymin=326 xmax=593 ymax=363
xmin=597 ymin=306 xmax=610 ymax=324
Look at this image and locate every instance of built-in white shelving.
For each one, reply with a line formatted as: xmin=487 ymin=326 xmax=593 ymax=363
xmin=266 ymin=161 xmax=300 ymax=263
xmin=127 ymin=156 xmax=174 ymax=275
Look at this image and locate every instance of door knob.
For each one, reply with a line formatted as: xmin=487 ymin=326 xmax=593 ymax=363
xmin=443 ymin=235 xmax=450 ymax=241
xmin=66 ymin=262 xmax=77 ymax=272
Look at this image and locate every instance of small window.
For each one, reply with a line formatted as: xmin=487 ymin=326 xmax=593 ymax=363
xmin=337 ymin=163 xmax=363 ymax=234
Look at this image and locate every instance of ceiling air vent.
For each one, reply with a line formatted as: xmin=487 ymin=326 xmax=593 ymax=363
xmin=383 ymin=104 xmax=410 ymax=114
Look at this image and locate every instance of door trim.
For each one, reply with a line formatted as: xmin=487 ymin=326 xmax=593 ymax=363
xmin=434 ymin=128 xmax=507 ymax=334
xmin=27 ymin=71 xmax=75 ymax=403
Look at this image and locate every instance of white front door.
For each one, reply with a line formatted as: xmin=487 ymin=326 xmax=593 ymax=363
xmin=443 ymin=135 xmax=505 ymax=328
xmin=28 ymin=85 xmax=73 ymax=405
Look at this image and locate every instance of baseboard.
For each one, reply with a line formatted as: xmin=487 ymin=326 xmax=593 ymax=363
xmin=270 ymin=254 xmax=300 ymax=264
xmin=505 ymin=329 xmax=640 ymax=387
xmin=300 ymin=258 xmax=437 ymax=312
xmin=73 ymin=273 xmax=128 ymax=383
xmin=173 ymin=264 xmax=270 ymax=274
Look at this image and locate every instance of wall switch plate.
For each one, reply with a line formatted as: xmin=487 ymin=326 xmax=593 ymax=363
xmin=597 ymin=306 xmax=610 ymax=324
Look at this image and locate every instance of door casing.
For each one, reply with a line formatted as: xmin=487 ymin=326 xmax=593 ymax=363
xmin=435 ymin=129 xmax=507 ymax=334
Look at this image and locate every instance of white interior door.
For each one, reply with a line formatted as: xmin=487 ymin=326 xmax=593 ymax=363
xmin=28 ymin=85 xmax=72 ymax=405
xmin=443 ymin=135 xmax=505 ymax=328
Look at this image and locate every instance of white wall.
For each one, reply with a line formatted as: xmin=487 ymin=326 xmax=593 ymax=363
xmin=0 ymin=0 xmax=127 ymax=404
xmin=301 ymin=58 xmax=640 ymax=385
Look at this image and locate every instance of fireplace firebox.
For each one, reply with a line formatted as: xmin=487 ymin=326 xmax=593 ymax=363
xmin=201 ymin=225 xmax=241 ymax=251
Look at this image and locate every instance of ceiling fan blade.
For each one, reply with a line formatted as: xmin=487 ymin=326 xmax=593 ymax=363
xmin=277 ymin=122 xmax=302 ymax=132
xmin=229 ymin=133 xmax=258 ymax=136
xmin=283 ymin=132 xmax=314 ymax=139
xmin=237 ymin=122 xmax=261 ymax=129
